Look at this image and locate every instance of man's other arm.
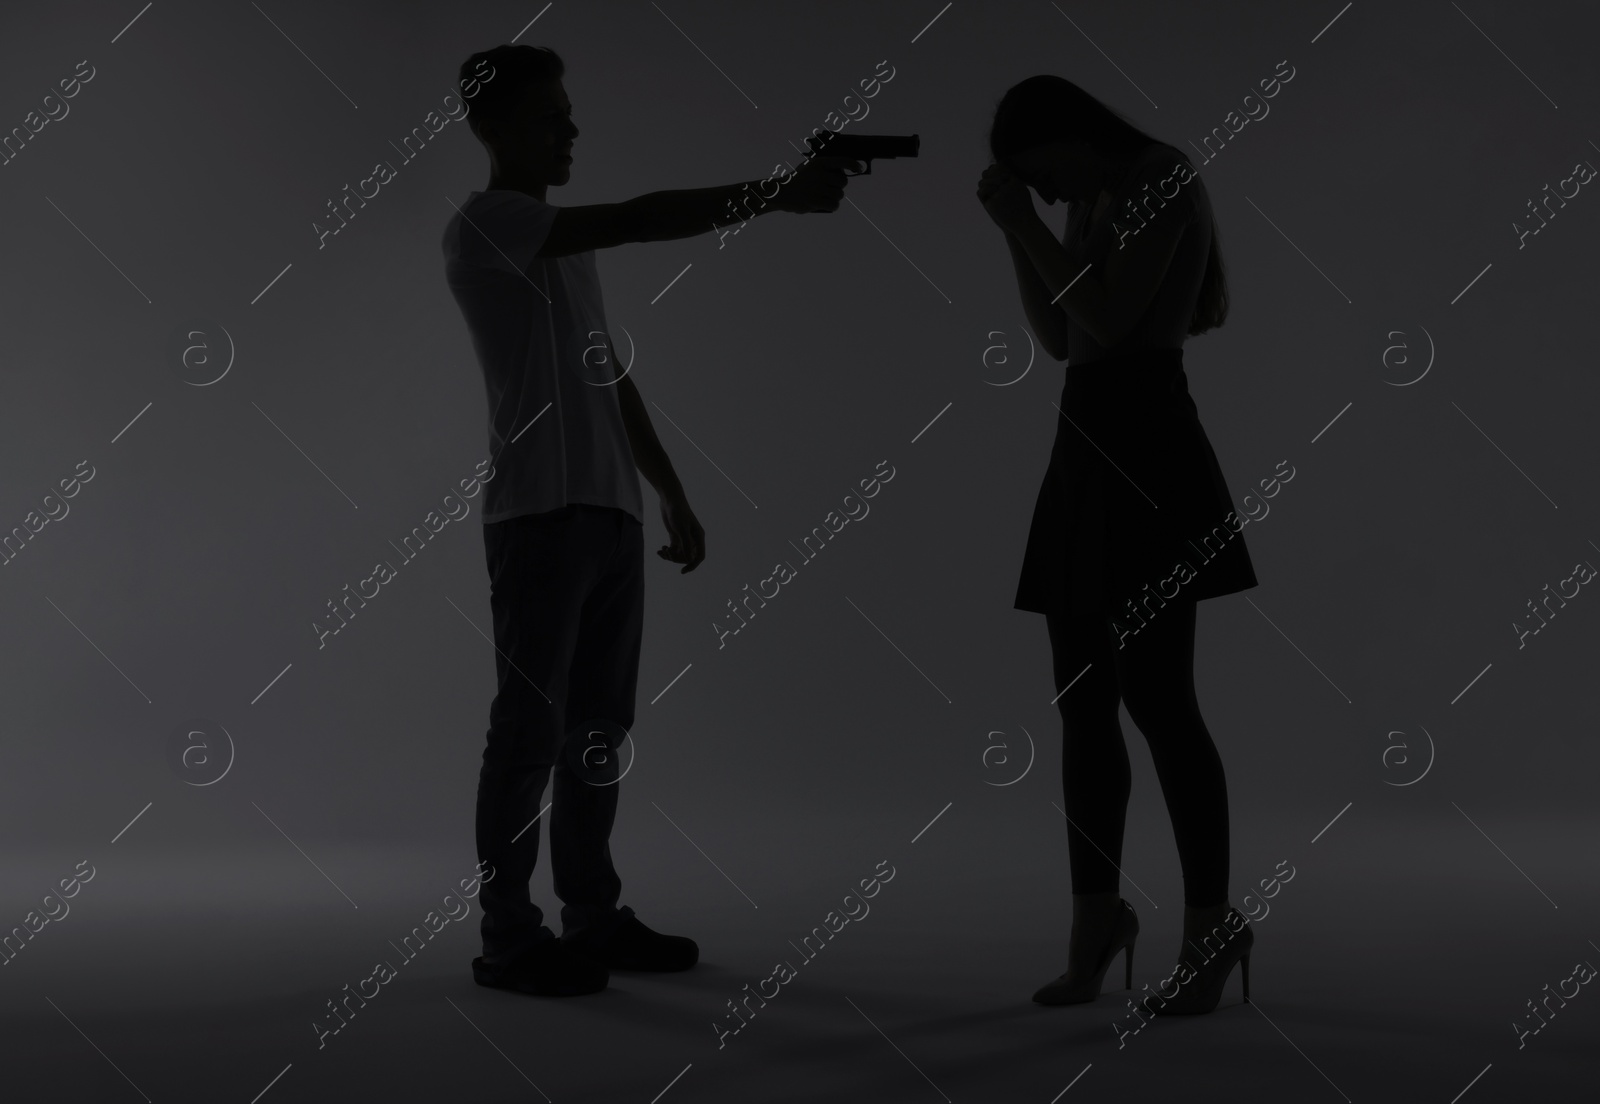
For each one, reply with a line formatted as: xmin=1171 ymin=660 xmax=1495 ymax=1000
xmin=615 ymin=372 xmax=682 ymax=498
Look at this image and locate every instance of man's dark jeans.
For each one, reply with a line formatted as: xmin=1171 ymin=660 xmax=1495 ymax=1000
xmin=476 ymin=503 xmax=643 ymax=960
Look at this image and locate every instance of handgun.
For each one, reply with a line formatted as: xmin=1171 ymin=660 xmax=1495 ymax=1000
xmin=802 ymin=131 xmax=920 ymax=176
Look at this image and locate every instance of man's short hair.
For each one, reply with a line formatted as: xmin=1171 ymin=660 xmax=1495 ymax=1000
xmin=459 ymin=44 xmax=565 ymax=138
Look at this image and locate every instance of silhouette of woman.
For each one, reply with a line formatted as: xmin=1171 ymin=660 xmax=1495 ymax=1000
xmin=978 ymin=75 xmax=1258 ymax=1014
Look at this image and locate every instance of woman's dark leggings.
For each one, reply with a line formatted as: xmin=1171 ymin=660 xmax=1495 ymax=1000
xmin=1045 ymin=598 xmax=1230 ymax=908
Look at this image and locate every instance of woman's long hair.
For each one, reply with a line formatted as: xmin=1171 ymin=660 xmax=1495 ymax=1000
xmin=988 ymin=75 xmax=1228 ymax=335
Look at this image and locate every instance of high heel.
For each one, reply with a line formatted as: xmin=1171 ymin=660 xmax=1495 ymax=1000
xmin=1033 ymin=898 xmax=1139 ymax=1005
xmin=1154 ymin=908 xmax=1253 ymax=1015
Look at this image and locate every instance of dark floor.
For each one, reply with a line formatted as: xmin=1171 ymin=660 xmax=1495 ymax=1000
xmin=2 ymin=809 xmax=1594 ymax=1103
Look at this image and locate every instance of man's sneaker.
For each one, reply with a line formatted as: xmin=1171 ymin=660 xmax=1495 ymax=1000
xmin=563 ymin=915 xmax=698 ymax=971
xmin=472 ymin=937 xmax=609 ymax=996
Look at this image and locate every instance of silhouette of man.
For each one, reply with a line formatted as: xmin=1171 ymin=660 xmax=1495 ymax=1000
xmin=441 ymin=43 xmax=847 ymax=997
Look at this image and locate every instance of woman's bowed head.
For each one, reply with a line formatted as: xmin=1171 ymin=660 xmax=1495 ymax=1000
xmin=977 ymin=73 xmax=1229 ymax=343
xmin=978 ymin=78 xmax=1141 ymax=235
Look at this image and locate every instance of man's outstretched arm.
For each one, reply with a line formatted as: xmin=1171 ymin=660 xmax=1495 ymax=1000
xmin=537 ymin=159 xmax=846 ymax=258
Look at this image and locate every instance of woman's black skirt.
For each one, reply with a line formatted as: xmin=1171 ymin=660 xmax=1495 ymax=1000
xmin=1014 ymin=347 xmax=1259 ymax=619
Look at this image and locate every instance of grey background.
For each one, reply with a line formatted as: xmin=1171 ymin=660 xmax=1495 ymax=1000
xmin=1 ymin=1 xmax=1596 ymax=1101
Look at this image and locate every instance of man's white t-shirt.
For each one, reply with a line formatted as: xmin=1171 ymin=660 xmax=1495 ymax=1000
xmin=442 ymin=189 xmax=645 ymax=525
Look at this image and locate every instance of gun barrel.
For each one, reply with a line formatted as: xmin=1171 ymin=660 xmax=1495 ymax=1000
xmin=804 ymin=131 xmax=920 ymax=159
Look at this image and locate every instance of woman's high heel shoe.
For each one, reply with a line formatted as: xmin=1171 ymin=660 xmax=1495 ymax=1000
xmin=1033 ymin=898 xmax=1139 ymax=1005
xmin=1153 ymin=907 xmax=1253 ymax=1015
